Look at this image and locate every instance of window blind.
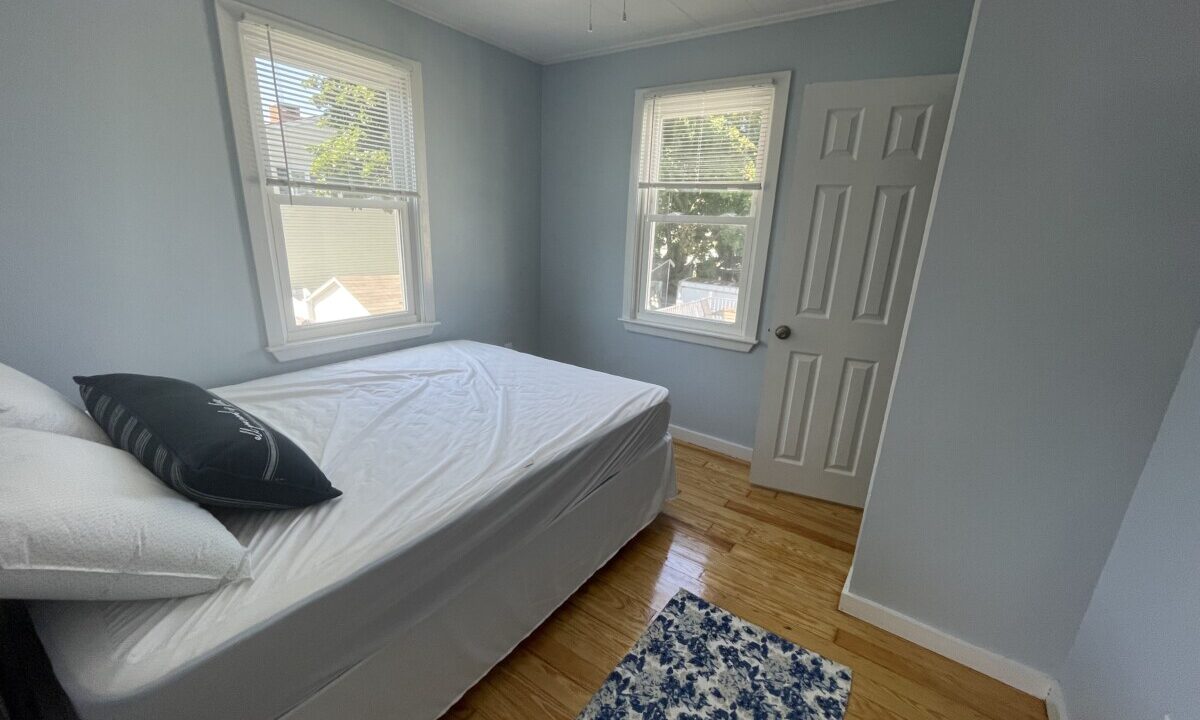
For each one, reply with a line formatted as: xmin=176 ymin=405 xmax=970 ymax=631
xmin=639 ymin=84 xmax=776 ymax=189
xmin=239 ymin=20 xmax=418 ymax=197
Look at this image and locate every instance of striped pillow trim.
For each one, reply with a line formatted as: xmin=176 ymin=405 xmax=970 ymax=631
xmin=79 ymin=384 xmax=292 ymax=510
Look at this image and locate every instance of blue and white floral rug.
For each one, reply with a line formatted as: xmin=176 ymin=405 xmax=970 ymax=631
xmin=578 ymin=590 xmax=852 ymax=719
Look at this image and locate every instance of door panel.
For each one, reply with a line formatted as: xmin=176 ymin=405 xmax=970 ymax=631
xmin=826 ymin=357 xmax=877 ymax=474
xmin=798 ymin=185 xmax=850 ymax=317
xmin=775 ymin=352 xmax=820 ymax=462
xmin=751 ymin=75 xmax=956 ymax=507
xmin=854 ymin=185 xmax=914 ymax=322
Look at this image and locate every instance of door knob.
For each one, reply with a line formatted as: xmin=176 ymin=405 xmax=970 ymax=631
xmin=774 ymin=325 xmax=792 ymax=339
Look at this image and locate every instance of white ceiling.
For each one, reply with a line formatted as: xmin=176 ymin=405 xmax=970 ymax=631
xmin=386 ymin=0 xmax=894 ymax=64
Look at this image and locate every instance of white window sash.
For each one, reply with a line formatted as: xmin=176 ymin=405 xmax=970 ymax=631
xmin=621 ymin=72 xmax=791 ymax=352
xmin=215 ymin=0 xmax=436 ymax=361
xmin=644 ymin=213 xmax=756 ymax=226
xmin=263 ymin=178 xmax=421 ymax=199
xmin=262 ymin=194 xmax=422 ymax=339
xmin=638 ymin=208 xmax=762 ymax=329
xmin=238 ymin=13 xmax=419 ymax=198
xmin=637 ymin=181 xmax=763 ymax=190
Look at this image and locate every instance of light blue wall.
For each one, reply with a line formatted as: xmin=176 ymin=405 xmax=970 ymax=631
xmin=850 ymin=0 xmax=1200 ymax=674
xmin=0 ymin=0 xmax=541 ymax=397
xmin=538 ymin=0 xmax=974 ymax=447
xmin=1058 ymin=330 xmax=1200 ymax=719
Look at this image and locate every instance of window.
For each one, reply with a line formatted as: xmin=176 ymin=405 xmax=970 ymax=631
xmin=216 ymin=2 xmax=435 ymax=361
xmin=621 ymin=73 xmax=790 ymax=351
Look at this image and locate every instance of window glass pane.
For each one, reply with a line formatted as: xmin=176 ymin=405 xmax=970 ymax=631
xmin=241 ymin=22 xmax=418 ymax=195
xmin=656 ymin=111 xmax=766 ymax=183
xmin=279 ymin=204 xmax=406 ymax=326
xmin=655 ymin=189 xmax=753 ymax=217
xmin=647 ymin=223 xmax=745 ymax=324
xmin=642 ymin=85 xmax=776 ymax=184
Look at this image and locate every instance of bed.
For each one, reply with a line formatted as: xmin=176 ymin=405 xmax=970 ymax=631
xmin=27 ymin=340 xmax=674 ymax=720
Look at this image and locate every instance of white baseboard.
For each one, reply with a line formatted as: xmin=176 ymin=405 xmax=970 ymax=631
xmin=668 ymin=424 xmax=753 ymax=462
xmin=838 ymin=588 xmax=1057 ymax=700
xmin=1044 ymin=681 xmax=1069 ymax=720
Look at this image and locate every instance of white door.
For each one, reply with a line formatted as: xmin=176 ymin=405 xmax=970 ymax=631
xmin=751 ymin=75 xmax=957 ymax=507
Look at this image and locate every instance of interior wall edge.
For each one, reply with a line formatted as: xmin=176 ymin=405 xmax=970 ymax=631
xmin=667 ymin=424 xmax=753 ymax=462
xmin=843 ymin=0 xmax=1200 ymax=674
xmin=1044 ymin=681 xmax=1070 ymax=720
xmin=838 ymin=587 xmax=1056 ymax=699
xmin=848 ymin=0 xmax=979 ymax=571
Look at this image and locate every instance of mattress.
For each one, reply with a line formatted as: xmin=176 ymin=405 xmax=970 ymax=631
xmin=29 ymin=340 xmax=670 ymax=720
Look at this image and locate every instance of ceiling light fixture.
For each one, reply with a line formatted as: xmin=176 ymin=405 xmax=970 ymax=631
xmin=590 ymin=0 xmax=628 ymax=32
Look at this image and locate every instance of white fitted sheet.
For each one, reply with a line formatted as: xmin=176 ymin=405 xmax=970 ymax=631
xmin=29 ymin=341 xmax=670 ymax=719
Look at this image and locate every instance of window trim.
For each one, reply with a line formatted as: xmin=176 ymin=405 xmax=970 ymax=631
xmin=620 ymin=72 xmax=791 ymax=352
xmin=215 ymin=0 xmax=437 ymax=362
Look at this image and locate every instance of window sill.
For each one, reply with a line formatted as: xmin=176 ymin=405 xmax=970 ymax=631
xmin=619 ymin=317 xmax=757 ymax=352
xmin=268 ymin=321 xmax=439 ymax=362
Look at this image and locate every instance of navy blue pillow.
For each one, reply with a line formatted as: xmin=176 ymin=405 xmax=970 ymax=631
xmin=74 ymin=374 xmax=340 ymax=509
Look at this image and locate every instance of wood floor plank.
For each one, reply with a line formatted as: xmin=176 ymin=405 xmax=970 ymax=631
xmin=534 ymin=601 xmax=637 ymax=663
xmin=440 ymin=701 xmax=477 ymax=719
xmin=724 ymin=498 xmax=858 ymax=553
xmin=842 ymin=694 xmax=907 ymax=720
xmin=733 ymin=489 xmax=865 ymax=541
xmin=652 ymin=513 xmax=736 ymax=553
xmin=731 ymin=530 xmax=852 ymax=588
xmin=748 ymin=482 xmax=865 ymax=522
xmin=625 ymin=527 xmax=721 ymax=579
xmin=673 ymin=441 xmax=749 ymax=471
xmin=502 ymin=647 xmax=595 ymax=714
xmin=523 ymin=626 xmax=615 ymax=689
xmin=444 ymin=440 xmax=1048 ymax=720
xmin=833 ymin=629 xmax=1047 ymax=720
xmin=666 ymin=493 xmax=762 ymax=542
xmin=455 ymin=668 xmax=565 ymax=720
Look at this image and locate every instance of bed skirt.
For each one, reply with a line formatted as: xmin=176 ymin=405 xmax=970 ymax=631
xmin=280 ymin=435 xmax=676 ymax=720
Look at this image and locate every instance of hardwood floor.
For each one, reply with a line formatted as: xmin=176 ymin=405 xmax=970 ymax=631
xmin=444 ymin=442 xmax=1048 ymax=720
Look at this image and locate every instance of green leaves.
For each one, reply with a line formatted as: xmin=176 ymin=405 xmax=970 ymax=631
xmin=652 ymin=220 xmax=745 ymax=308
xmin=658 ymin=111 xmax=763 ymax=183
xmin=655 ymin=189 xmax=752 ymax=216
xmin=303 ymin=75 xmax=392 ymax=188
xmin=650 ymin=186 xmax=752 ymax=310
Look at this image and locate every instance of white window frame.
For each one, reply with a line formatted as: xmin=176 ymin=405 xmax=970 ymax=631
xmin=215 ymin=0 xmax=436 ymax=362
xmin=620 ymin=72 xmax=790 ymax=352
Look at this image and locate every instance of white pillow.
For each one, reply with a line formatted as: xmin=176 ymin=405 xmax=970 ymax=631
xmin=0 ymin=427 xmax=252 ymax=600
xmin=0 ymin=361 xmax=109 ymax=444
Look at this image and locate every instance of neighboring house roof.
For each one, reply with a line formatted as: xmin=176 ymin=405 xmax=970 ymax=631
xmin=311 ymin=274 xmax=405 ymax=316
xmin=334 ymin=274 xmax=405 ymax=315
xmin=660 ymin=297 xmax=718 ymax=319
